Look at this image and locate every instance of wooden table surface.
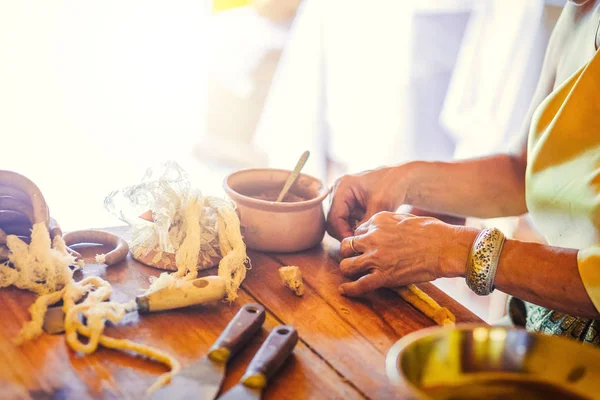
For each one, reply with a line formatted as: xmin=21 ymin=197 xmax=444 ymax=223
xmin=0 ymin=226 xmax=484 ymax=400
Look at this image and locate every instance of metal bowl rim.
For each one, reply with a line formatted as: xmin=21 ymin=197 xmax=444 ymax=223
xmin=385 ymin=323 xmax=600 ymax=392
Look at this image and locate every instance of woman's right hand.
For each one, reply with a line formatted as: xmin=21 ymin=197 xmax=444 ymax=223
xmin=326 ymin=165 xmax=411 ymax=241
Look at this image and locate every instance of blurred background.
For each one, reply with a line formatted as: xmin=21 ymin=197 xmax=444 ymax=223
xmin=0 ymin=0 xmax=566 ymax=322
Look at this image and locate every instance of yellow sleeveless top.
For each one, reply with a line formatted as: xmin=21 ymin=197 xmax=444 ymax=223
xmin=527 ymin=48 xmax=600 ymax=312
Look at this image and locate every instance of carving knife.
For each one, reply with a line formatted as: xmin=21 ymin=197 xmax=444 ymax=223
xmin=216 ymin=325 xmax=298 ymax=400
xmin=151 ymin=303 xmax=267 ymax=400
xmin=42 ymin=276 xmax=227 ymax=334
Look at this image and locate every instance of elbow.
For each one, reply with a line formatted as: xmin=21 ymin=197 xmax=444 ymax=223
xmin=505 ymin=154 xmax=528 ymax=216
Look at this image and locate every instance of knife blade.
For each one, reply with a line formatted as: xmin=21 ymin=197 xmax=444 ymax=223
xmin=151 ymin=303 xmax=266 ymax=400
xmin=217 ymin=325 xmax=298 ymax=400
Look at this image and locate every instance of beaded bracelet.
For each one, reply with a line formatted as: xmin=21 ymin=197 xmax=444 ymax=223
xmin=465 ymin=227 xmax=506 ymax=296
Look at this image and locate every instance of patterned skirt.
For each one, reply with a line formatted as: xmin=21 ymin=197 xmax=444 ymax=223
xmin=508 ymin=297 xmax=600 ymax=346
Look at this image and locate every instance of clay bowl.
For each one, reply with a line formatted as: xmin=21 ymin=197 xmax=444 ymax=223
xmin=223 ymin=168 xmax=329 ymax=252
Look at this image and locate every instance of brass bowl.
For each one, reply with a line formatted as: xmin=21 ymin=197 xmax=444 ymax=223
xmin=385 ymin=324 xmax=600 ymax=399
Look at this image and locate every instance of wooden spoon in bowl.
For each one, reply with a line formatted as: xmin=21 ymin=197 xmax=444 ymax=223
xmin=276 ymin=151 xmax=310 ymax=202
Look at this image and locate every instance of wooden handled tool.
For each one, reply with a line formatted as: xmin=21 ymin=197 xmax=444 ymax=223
xmin=151 ymin=303 xmax=267 ymax=400
xmin=136 ymin=276 xmax=226 ymax=313
xmin=217 ymin=325 xmax=298 ymax=400
xmin=43 ymin=276 xmax=226 ymax=334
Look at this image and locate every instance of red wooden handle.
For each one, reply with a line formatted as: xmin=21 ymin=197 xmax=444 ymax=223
xmin=242 ymin=325 xmax=298 ymax=388
xmin=209 ymin=303 xmax=266 ymax=362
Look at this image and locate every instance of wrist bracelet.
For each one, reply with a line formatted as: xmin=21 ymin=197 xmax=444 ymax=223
xmin=465 ymin=227 xmax=506 ymax=296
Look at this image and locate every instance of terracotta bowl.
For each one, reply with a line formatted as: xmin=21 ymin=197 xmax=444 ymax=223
xmin=223 ymin=168 xmax=329 ymax=252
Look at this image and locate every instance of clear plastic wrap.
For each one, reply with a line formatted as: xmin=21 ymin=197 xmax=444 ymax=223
xmin=104 ymin=161 xmax=248 ymax=302
xmin=104 ymin=161 xmax=221 ymax=271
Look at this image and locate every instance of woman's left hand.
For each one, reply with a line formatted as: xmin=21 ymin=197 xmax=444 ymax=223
xmin=338 ymin=211 xmax=477 ymax=297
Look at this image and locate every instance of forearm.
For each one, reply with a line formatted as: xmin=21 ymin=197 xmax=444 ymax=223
xmin=403 ymin=3 xmax=559 ymax=220
xmin=402 ymin=154 xmax=528 ymax=219
xmin=443 ymin=229 xmax=599 ymax=319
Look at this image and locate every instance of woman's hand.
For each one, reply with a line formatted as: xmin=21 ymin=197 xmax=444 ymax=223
xmin=326 ymin=166 xmax=411 ymax=241
xmin=338 ymin=212 xmax=477 ymax=297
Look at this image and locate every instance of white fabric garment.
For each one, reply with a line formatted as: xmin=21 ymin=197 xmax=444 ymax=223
xmin=441 ymin=0 xmax=562 ymax=159
xmin=436 ymin=0 xmax=564 ymax=323
xmin=253 ymin=1 xmax=472 ymax=179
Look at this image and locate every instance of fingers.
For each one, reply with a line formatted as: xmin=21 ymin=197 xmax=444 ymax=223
xmin=326 ymin=177 xmax=365 ymax=241
xmin=354 ymin=220 xmax=370 ymax=236
xmin=326 ymin=215 xmax=354 ymax=242
xmin=339 ymin=272 xmax=385 ymax=297
xmin=359 ymin=200 xmax=395 ymax=228
xmin=326 ymin=192 xmax=354 ymax=241
xmin=339 ymin=234 xmax=367 ymax=258
xmin=339 ymin=253 xmax=374 ymax=277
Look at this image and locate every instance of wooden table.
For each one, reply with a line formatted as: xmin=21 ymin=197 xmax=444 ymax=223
xmin=0 ymin=227 xmax=483 ymax=400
